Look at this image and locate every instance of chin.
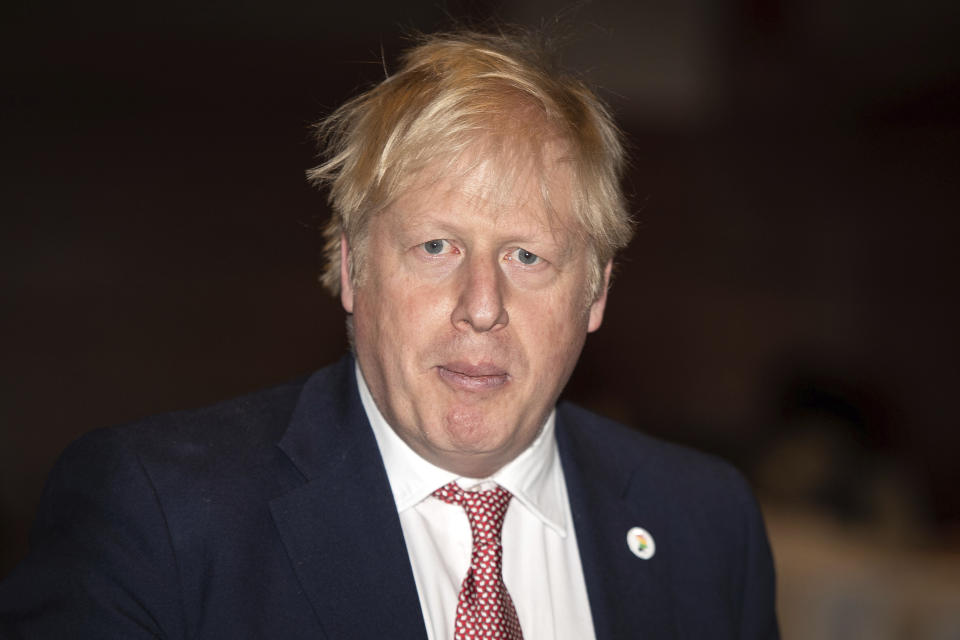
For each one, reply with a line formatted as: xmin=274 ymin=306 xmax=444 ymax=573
xmin=440 ymin=410 xmax=522 ymax=453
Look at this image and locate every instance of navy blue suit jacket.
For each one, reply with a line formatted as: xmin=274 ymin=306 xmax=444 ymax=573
xmin=0 ymin=356 xmax=778 ymax=638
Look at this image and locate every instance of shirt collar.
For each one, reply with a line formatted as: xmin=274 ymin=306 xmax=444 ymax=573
xmin=356 ymin=362 xmax=568 ymax=536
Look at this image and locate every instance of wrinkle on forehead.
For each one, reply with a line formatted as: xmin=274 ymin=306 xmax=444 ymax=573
xmin=392 ymin=136 xmax=586 ymax=254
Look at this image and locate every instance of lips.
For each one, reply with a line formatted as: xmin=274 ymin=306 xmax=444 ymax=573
xmin=437 ymin=362 xmax=510 ymax=392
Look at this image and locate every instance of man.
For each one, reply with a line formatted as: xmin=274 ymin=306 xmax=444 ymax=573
xmin=0 ymin=30 xmax=778 ymax=639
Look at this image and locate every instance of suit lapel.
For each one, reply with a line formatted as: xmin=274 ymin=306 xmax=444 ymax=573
xmin=267 ymin=360 xmax=678 ymax=639
xmin=556 ymin=404 xmax=679 ymax=640
xmin=269 ymin=357 xmax=428 ymax=640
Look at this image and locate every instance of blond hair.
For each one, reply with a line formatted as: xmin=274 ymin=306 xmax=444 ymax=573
xmin=307 ymin=29 xmax=633 ymax=300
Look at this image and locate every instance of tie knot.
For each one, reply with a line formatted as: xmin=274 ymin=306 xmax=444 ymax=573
xmin=432 ymin=482 xmax=512 ymax=542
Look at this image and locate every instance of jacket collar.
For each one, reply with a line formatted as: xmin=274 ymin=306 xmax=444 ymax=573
xmin=556 ymin=402 xmax=679 ymax=640
xmin=270 ymin=355 xmax=428 ymax=640
xmin=269 ymin=356 xmax=678 ymax=639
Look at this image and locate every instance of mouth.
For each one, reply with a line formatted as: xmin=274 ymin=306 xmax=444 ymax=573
xmin=436 ymin=362 xmax=510 ymax=392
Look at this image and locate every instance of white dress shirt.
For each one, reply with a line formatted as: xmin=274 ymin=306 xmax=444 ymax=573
xmin=356 ymin=365 xmax=596 ymax=640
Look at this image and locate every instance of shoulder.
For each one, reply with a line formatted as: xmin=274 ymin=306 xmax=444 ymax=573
xmin=2 ymin=363 xmax=354 ymax=637
xmin=556 ymin=401 xmax=754 ymax=503
xmin=31 ymin=374 xmax=310 ymax=537
xmin=555 ymin=401 xmax=768 ymax=561
xmin=556 ymin=402 xmax=779 ymax=638
xmin=46 ymin=358 xmax=356 ymax=516
xmin=60 ymin=375 xmax=305 ymax=476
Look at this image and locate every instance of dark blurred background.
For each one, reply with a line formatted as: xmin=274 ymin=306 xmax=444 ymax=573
xmin=2 ymin=0 xmax=959 ymax=636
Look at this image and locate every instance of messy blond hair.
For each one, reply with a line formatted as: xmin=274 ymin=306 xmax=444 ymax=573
xmin=307 ymin=28 xmax=633 ymax=301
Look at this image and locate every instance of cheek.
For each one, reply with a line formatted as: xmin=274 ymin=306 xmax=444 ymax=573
xmin=517 ymin=292 xmax=588 ymax=356
xmin=356 ymin=274 xmax=449 ymax=349
xmin=394 ymin=258 xmax=467 ymax=315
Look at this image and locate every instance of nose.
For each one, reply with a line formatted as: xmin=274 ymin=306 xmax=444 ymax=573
xmin=451 ymin=253 xmax=509 ymax=332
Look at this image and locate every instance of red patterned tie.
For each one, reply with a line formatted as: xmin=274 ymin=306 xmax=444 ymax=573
xmin=432 ymin=482 xmax=524 ymax=640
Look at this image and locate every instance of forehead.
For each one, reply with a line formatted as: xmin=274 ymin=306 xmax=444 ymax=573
xmin=383 ymin=144 xmax=581 ymax=241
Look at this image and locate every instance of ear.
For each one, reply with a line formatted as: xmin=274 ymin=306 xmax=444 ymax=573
xmin=587 ymin=260 xmax=613 ymax=333
xmin=340 ymin=233 xmax=354 ymax=314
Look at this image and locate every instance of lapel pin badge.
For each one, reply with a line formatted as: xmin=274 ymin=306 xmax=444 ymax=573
xmin=626 ymin=526 xmax=656 ymax=560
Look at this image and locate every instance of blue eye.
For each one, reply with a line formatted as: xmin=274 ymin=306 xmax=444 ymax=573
xmin=515 ymin=248 xmax=540 ymax=265
xmin=422 ymin=239 xmax=446 ymax=255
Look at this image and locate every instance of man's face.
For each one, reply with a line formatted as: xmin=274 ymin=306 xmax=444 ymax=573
xmin=341 ymin=156 xmax=611 ymax=477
